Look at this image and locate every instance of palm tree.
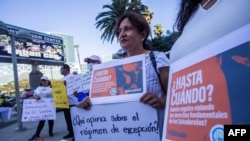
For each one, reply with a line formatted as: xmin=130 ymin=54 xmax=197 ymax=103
xmin=153 ymin=24 xmax=164 ymax=37
xmin=143 ymin=8 xmax=154 ymax=24
xmin=95 ymin=0 xmax=147 ymax=43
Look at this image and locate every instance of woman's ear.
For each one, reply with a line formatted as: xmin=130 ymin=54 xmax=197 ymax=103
xmin=141 ymin=32 xmax=145 ymax=42
xmin=141 ymin=30 xmax=147 ymax=42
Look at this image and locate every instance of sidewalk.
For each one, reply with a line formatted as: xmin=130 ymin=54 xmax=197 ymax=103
xmin=0 ymin=110 xmax=73 ymax=141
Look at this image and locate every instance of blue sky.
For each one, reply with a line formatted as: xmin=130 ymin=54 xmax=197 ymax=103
xmin=0 ymin=0 xmax=179 ymax=63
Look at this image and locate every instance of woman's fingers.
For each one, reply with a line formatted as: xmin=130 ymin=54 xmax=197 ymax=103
xmin=140 ymin=93 xmax=161 ymax=109
xmin=76 ymin=96 xmax=92 ymax=110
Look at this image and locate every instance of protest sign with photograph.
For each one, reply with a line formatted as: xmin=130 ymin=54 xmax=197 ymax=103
xmin=90 ymin=54 xmax=146 ymax=104
xmin=162 ymin=24 xmax=250 ymax=141
xmin=71 ymin=54 xmax=160 ymax=141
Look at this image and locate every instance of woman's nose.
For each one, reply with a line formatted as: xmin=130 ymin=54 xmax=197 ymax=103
xmin=119 ymin=31 xmax=126 ymax=39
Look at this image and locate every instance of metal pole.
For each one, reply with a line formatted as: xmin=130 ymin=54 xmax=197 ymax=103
xmin=50 ymin=66 xmax=53 ymax=80
xmin=10 ymin=35 xmax=26 ymax=131
xmin=77 ymin=47 xmax=81 ymax=73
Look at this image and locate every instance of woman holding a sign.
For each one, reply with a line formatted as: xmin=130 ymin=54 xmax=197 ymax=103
xmin=29 ymin=76 xmax=54 ymax=141
xmin=78 ymin=11 xmax=170 ymax=139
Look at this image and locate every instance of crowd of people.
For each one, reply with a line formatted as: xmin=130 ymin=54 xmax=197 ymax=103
xmin=24 ymin=0 xmax=249 ymax=140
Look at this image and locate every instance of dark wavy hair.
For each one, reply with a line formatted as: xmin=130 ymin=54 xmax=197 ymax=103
xmin=175 ymin=0 xmax=200 ymax=36
xmin=114 ymin=11 xmax=151 ymax=50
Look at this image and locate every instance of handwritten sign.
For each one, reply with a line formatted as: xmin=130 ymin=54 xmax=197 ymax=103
xmin=52 ymin=80 xmax=69 ymax=108
xmin=65 ymin=74 xmax=84 ymax=95
xmin=163 ymin=23 xmax=250 ymax=141
xmin=22 ymin=98 xmax=56 ymax=121
xmin=71 ymin=101 xmax=160 ymax=141
xmin=82 ymin=72 xmax=92 ymax=92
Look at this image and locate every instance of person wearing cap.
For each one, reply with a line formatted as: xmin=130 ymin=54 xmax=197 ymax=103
xmin=28 ymin=76 xmax=54 ymax=141
xmin=76 ymin=55 xmax=103 ymax=104
xmin=84 ymin=55 xmax=102 ymax=72
xmin=60 ymin=64 xmax=78 ymax=141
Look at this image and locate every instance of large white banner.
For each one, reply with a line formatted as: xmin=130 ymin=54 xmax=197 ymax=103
xmin=71 ymin=101 xmax=159 ymax=141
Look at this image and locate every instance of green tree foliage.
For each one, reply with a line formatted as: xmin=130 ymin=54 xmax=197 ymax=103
xmin=95 ymin=0 xmax=148 ymax=43
xmin=153 ymin=24 xmax=164 ymax=37
xmin=148 ymin=31 xmax=179 ymax=57
xmin=0 ymin=79 xmax=29 ymax=92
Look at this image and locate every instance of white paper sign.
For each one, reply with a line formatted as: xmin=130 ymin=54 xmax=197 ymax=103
xmin=71 ymin=101 xmax=160 ymax=141
xmin=22 ymin=98 xmax=56 ymax=121
xmin=65 ymin=74 xmax=84 ymax=94
xmin=82 ymin=72 xmax=92 ymax=92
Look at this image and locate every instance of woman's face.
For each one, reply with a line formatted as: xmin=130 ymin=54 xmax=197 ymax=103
xmin=41 ymin=80 xmax=49 ymax=86
xmin=118 ymin=18 xmax=144 ymax=52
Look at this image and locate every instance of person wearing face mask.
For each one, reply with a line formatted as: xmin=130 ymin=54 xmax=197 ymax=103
xmin=79 ymin=55 xmax=102 ymax=102
xmin=84 ymin=55 xmax=102 ymax=72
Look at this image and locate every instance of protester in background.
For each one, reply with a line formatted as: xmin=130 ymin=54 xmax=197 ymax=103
xmin=60 ymin=64 xmax=77 ymax=141
xmin=28 ymin=76 xmax=54 ymax=141
xmin=78 ymin=11 xmax=170 ymax=139
xmin=84 ymin=55 xmax=102 ymax=72
xmin=170 ymin=0 xmax=250 ymax=63
xmin=78 ymin=55 xmax=102 ymax=102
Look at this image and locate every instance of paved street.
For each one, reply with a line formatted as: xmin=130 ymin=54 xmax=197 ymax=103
xmin=0 ymin=110 xmax=73 ymax=141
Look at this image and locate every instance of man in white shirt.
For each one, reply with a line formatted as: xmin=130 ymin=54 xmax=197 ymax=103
xmin=60 ymin=64 xmax=77 ymax=141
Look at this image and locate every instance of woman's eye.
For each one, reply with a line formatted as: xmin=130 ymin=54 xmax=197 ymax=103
xmin=124 ymin=27 xmax=131 ymax=31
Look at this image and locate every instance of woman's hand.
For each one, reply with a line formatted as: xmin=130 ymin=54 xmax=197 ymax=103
xmin=139 ymin=93 xmax=166 ymax=109
xmin=34 ymin=95 xmax=41 ymax=100
xmin=76 ymin=96 xmax=92 ymax=110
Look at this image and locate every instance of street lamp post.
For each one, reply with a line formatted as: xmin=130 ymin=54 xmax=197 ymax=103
xmin=0 ymin=20 xmax=32 ymax=131
xmin=10 ymin=34 xmax=26 ymax=131
xmin=74 ymin=44 xmax=81 ymax=73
